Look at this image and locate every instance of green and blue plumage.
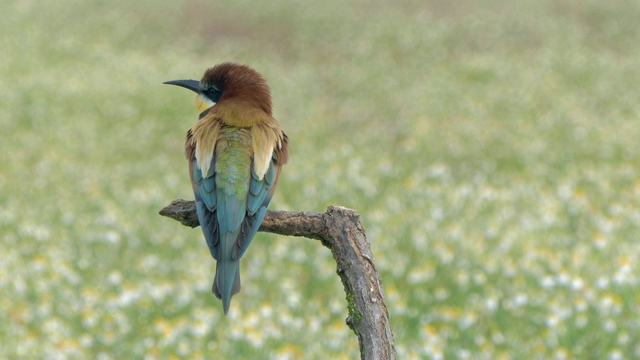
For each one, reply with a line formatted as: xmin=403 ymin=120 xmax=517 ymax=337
xmin=193 ymin=129 xmax=279 ymax=313
xmin=166 ymin=63 xmax=288 ymax=314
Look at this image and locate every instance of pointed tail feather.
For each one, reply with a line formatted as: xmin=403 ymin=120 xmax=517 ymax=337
xmin=212 ymin=232 xmax=242 ymax=314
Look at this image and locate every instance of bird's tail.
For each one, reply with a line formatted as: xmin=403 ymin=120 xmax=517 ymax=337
xmin=213 ymin=231 xmax=241 ymax=314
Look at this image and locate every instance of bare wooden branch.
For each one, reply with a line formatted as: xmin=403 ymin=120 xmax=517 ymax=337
xmin=160 ymin=199 xmax=396 ymax=360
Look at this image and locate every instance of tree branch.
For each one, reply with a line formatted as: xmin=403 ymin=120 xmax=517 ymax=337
xmin=160 ymin=199 xmax=396 ymax=360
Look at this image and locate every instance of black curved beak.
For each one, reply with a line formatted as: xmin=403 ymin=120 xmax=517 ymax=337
xmin=163 ymin=79 xmax=201 ymax=94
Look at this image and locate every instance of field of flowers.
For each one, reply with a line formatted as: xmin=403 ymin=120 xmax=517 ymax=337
xmin=2 ymin=0 xmax=640 ymax=358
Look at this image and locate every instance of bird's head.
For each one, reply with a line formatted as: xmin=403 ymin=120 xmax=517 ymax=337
xmin=164 ymin=62 xmax=272 ymax=118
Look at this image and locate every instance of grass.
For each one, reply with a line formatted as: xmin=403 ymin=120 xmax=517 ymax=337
xmin=2 ymin=0 xmax=640 ymax=358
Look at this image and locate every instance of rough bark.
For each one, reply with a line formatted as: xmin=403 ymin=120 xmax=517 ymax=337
xmin=160 ymin=199 xmax=396 ymax=360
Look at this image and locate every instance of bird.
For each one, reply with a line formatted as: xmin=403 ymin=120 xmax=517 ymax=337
xmin=164 ymin=63 xmax=289 ymax=314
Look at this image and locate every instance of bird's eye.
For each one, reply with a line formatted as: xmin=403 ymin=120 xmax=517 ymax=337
xmin=209 ymin=90 xmax=222 ymax=102
xmin=203 ymin=85 xmax=222 ymax=102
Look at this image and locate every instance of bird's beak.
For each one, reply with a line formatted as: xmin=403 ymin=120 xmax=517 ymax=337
xmin=163 ymin=79 xmax=201 ymax=94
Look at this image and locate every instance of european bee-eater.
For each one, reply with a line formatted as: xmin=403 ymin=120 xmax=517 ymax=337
xmin=165 ymin=63 xmax=289 ymax=314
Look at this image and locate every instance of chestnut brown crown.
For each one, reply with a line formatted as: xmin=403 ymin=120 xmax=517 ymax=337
xmin=200 ymin=63 xmax=273 ymax=116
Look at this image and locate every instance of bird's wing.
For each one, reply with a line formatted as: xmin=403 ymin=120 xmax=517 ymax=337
xmin=231 ymin=155 xmax=278 ymax=260
xmin=191 ymin=156 xmax=220 ymax=259
xmin=235 ymin=129 xmax=288 ymax=259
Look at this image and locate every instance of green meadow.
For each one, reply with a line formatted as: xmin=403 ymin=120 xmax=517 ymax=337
xmin=2 ymin=0 xmax=640 ymax=358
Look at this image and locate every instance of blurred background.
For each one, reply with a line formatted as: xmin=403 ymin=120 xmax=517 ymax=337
xmin=2 ymin=0 xmax=640 ymax=358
